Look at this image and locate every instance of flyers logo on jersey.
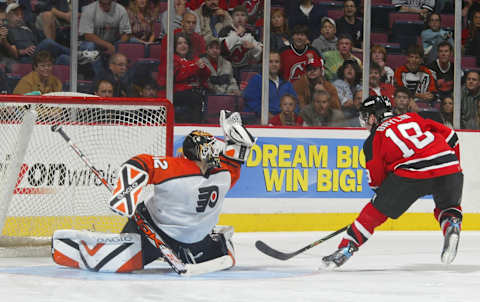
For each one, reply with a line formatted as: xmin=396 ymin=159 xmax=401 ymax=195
xmin=109 ymin=164 xmax=149 ymax=217
xmin=196 ymin=185 xmax=219 ymax=213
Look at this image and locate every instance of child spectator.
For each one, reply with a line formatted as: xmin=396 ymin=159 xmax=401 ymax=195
xmin=312 ymin=17 xmax=338 ymax=55
xmin=421 ymin=13 xmax=453 ymax=65
xmin=128 ymin=0 xmax=156 ymax=44
xmin=371 ymin=45 xmax=394 ymax=84
xmin=95 ymin=79 xmax=114 ymax=97
xmin=427 ymin=41 xmax=454 ymax=99
xmin=270 ymin=8 xmax=290 ymax=51
xmin=268 ymin=94 xmax=304 ymax=126
xmin=335 ymin=0 xmax=363 ymax=52
xmin=300 ymin=89 xmax=345 ymax=127
xmin=139 ymin=78 xmax=159 ymax=98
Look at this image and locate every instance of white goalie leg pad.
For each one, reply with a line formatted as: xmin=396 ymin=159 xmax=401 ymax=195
xmin=52 ymin=230 xmax=143 ymax=273
xmin=212 ymin=225 xmax=235 ymax=268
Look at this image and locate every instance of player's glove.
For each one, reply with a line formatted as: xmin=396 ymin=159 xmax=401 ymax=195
xmin=219 ymin=110 xmax=256 ymax=163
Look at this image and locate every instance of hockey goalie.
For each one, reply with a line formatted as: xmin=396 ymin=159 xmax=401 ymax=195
xmin=51 ymin=110 xmax=256 ymax=275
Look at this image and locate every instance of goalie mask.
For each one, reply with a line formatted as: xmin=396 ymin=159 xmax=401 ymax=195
xmin=183 ymin=130 xmax=221 ymax=169
xmin=359 ymin=95 xmax=393 ymax=127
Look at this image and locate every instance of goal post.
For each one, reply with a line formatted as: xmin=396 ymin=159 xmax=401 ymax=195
xmin=0 ymin=95 xmax=174 ymax=256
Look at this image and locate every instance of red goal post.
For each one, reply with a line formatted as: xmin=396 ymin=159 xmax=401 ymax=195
xmin=0 ymin=95 xmax=174 ymax=256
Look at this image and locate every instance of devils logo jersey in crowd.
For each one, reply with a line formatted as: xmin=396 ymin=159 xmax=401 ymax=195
xmin=363 ymin=112 xmax=461 ymax=189
xmin=280 ymin=45 xmax=322 ymax=82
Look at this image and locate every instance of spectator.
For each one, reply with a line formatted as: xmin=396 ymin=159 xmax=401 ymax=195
xmin=280 ymin=24 xmax=321 ymax=82
xmin=78 ymin=0 xmax=132 ymax=76
xmin=368 ymin=62 xmax=395 ymax=101
xmin=393 ymin=0 xmax=434 ymax=19
xmin=464 ymin=10 xmax=480 ymax=65
xmin=268 ymin=94 xmax=304 ymax=126
xmin=461 ymin=70 xmax=480 ymax=128
xmin=243 ymin=50 xmax=298 ymax=120
xmin=333 ymin=60 xmax=362 ymax=112
xmin=218 ymin=5 xmax=262 ymax=81
xmin=13 ymin=50 xmax=62 ymax=94
xmin=194 ymin=0 xmax=233 ymax=42
xmin=270 ymin=8 xmax=290 ymax=51
xmin=439 ymin=95 xmax=453 ymax=128
xmin=0 ymin=8 xmax=16 ymax=71
xmin=371 ymin=45 xmax=395 ymax=84
xmin=392 ymin=87 xmax=419 ymax=115
xmin=335 ymin=0 xmax=363 ymax=51
xmin=344 ymin=89 xmax=362 ymax=126
xmin=34 ymin=0 xmax=71 ymax=42
xmin=293 ymin=57 xmax=341 ymax=110
xmin=94 ymin=79 xmax=114 ymax=97
xmin=287 ymin=0 xmax=323 ymax=41
xmin=465 ymin=98 xmax=480 ymax=130
xmin=161 ymin=0 xmax=200 ymax=35
xmin=95 ymin=53 xmax=131 ymax=97
xmin=394 ymin=44 xmax=437 ymax=105
xmin=312 ymin=17 xmax=337 ymax=55
xmin=200 ymin=37 xmax=240 ymax=95
xmin=421 ymin=13 xmax=453 ymax=65
xmin=157 ymin=32 xmax=209 ymax=123
xmin=427 ymin=41 xmax=454 ymax=99
xmin=138 ymin=77 xmax=159 ymax=97
xmin=300 ymin=89 xmax=345 ymax=127
xmin=127 ymin=0 xmax=156 ymax=44
xmin=323 ymin=34 xmax=362 ymax=81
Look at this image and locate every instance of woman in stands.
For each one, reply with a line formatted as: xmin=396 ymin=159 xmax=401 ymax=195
xmin=270 ymin=8 xmax=290 ymax=51
xmin=440 ymin=95 xmax=454 ymax=128
xmin=157 ymin=32 xmax=209 ymax=123
xmin=127 ymin=0 xmax=156 ymax=44
xmin=370 ymin=45 xmax=394 ymax=85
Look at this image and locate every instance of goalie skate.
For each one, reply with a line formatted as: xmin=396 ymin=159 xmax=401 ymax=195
xmin=321 ymin=241 xmax=358 ymax=269
xmin=441 ymin=217 xmax=461 ymax=264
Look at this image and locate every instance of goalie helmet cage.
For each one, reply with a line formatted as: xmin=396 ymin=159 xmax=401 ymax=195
xmin=0 ymin=95 xmax=174 ymax=256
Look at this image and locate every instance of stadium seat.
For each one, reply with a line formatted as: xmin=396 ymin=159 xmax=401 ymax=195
xmin=372 ymin=0 xmax=391 ymax=4
xmin=327 ymin=9 xmax=343 ymax=20
xmin=371 ymin=5 xmax=396 ymax=32
xmin=462 ymin=56 xmax=477 ymax=69
xmin=153 ymin=22 xmax=163 ymax=40
xmin=77 ymin=81 xmax=94 ymax=94
xmin=205 ymin=95 xmax=238 ymax=124
xmin=440 ymin=14 xmax=454 ymax=28
xmin=10 ymin=63 xmax=32 ymax=76
xmin=378 ymin=42 xmax=402 ymax=54
xmin=371 ymin=32 xmax=388 ymax=43
xmin=386 ymin=54 xmax=406 ymax=70
xmin=130 ymin=58 xmax=161 ymax=84
xmin=147 ymin=43 xmax=162 ymax=59
xmin=391 ymin=21 xmax=425 ymax=49
xmin=116 ymin=42 xmax=146 ymax=65
xmin=52 ymin=64 xmax=70 ymax=83
xmin=6 ymin=74 xmax=20 ymax=94
xmin=389 ymin=13 xmax=422 ymax=30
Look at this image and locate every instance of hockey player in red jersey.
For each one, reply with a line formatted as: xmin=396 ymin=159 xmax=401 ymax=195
xmin=322 ymin=95 xmax=463 ymax=268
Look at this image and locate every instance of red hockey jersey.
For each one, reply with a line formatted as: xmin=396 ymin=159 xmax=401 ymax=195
xmin=363 ymin=113 xmax=461 ymax=189
xmin=280 ymin=45 xmax=322 ymax=82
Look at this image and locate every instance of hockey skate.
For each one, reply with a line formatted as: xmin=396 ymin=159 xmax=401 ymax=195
xmin=441 ymin=217 xmax=461 ymax=264
xmin=321 ymin=241 xmax=358 ymax=269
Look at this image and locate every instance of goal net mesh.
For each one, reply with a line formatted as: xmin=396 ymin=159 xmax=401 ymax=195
xmin=0 ymin=95 xmax=173 ymax=256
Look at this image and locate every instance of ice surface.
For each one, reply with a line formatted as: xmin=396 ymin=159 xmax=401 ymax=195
xmin=1 ymin=231 xmax=479 ymax=302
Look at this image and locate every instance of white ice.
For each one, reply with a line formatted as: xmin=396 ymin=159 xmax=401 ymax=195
xmin=1 ymin=231 xmax=479 ymax=302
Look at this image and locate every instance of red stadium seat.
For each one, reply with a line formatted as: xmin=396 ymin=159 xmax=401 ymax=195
xmin=205 ymin=95 xmax=238 ymax=124
xmin=389 ymin=12 xmax=422 ymax=30
xmin=386 ymin=54 xmax=406 ymax=70
xmin=10 ymin=63 xmax=32 ymax=76
xmin=52 ymin=64 xmax=70 ymax=83
xmin=116 ymin=42 xmax=146 ymax=65
xmin=147 ymin=43 xmax=162 ymax=60
xmin=372 ymin=32 xmax=388 ymax=43
xmin=462 ymin=56 xmax=477 ymax=69
xmin=327 ymin=9 xmax=343 ymax=20
xmin=440 ymin=14 xmax=454 ymax=28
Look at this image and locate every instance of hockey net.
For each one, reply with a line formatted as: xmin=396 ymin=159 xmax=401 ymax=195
xmin=0 ymin=95 xmax=174 ymax=256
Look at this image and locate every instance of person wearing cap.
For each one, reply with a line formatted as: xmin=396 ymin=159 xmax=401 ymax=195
xmin=293 ymin=56 xmax=341 ymax=111
xmin=200 ymin=37 xmax=239 ymax=95
xmin=322 ymin=33 xmax=362 ymax=81
xmin=287 ymin=0 xmax=323 ymax=41
xmin=312 ymin=17 xmax=338 ymax=55
xmin=335 ymin=0 xmax=363 ymax=52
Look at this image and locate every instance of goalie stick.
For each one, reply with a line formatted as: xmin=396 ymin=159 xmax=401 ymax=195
xmin=255 ymin=225 xmax=349 ymax=260
xmin=50 ymin=125 xmax=189 ymax=274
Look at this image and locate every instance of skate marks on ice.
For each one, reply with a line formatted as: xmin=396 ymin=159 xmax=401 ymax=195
xmin=318 ymin=263 xmax=480 ymax=274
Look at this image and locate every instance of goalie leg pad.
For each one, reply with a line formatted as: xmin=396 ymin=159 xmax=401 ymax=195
xmin=52 ymin=230 xmax=143 ymax=273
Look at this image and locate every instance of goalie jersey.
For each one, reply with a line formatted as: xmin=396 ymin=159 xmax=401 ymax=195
xmin=118 ymin=154 xmax=241 ymax=244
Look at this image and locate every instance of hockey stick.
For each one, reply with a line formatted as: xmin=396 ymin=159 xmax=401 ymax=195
xmin=51 ymin=125 xmax=187 ymax=275
xmin=255 ymin=225 xmax=349 ymax=260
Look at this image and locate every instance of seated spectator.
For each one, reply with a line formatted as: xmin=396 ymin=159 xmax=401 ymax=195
xmin=280 ymin=25 xmax=321 ymax=82
xmin=270 ymin=8 xmax=290 ymax=51
xmin=427 ymin=41 xmax=454 ymax=99
xmin=127 ymin=0 xmax=156 ymax=44
xmin=464 ymin=10 xmax=480 ymax=65
xmin=312 ymin=17 xmax=338 ymax=55
xmin=269 ymin=94 xmax=304 ymax=126
xmin=332 ymin=60 xmax=362 ymax=112
xmin=287 ymin=0 xmax=323 ymax=41
xmin=394 ymin=44 xmax=437 ymax=105
xmin=0 ymin=8 xmax=16 ymax=71
xmin=393 ymin=0 xmax=434 ymax=19
xmin=465 ymin=98 xmax=480 ymax=130
xmin=157 ymin=32 xmax=209 ymax=123
xmin=293 ymin=57 xmax=340 ymax=110
xmin=161 ymin=0 xmax=200 ymax=35
xmin=78 ymin=0 xmax=132 ymax=77
xmin=94 ymin=79 xmax=114 ymax=97
xmin=461 ymin=70 xmax=480 ymax=128
xmin=194 ymin=0 xmax=233 ymax=42
xmin=421 ymin=13 xmax=453 ymax=65
xmin=369 ymin=62 xmax=395 ymax=100
xmin=300 ymin=89 xmax=345 ymax=127
xmin=94 ymin=53 xmax=132 ymax=97
xmin=218 ymin=5 xmax=262 ymax=81
xmin=138 ymin=77 xmax=159 ymax=97
xmin=371 ymin=45 xmax=394 ymax=84
xmin=13 ymin=50 xmax=62 ymax=94
xmin=344 ymin=89 xmax=362 ymax=126
xmin=392 ymin=87 xmax=419 ymax=115
xmin=200 ymin=37 xmax=240 ymax=95
xmin=34 ymin=0 xmax=71 ymax=42
xmin=323 ymin=34 xmax=362 ymax=81
xmin=439 ymin=95 xmax=453 ymax=128
xmin=243 ymin=50 xmax=297 ymax=120
xmin=335 ymin=0 xmax=363 ymax=52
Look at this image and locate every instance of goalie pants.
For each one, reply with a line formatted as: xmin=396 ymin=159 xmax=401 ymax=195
xmin=121 ymin=203 xmax=229 ymax=266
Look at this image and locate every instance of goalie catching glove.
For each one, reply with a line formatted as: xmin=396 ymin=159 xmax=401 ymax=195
xmin=220 ymin=110 xmax=256 ymax=163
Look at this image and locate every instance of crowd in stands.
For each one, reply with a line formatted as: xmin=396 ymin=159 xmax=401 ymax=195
xmin=0 ymin=0 xmax=480 ymax=129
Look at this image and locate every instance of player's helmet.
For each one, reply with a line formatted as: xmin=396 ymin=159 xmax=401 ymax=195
xmin=359 ymin=95 xmax=394 ymax=126
xmin=183 ymin=130 xmax=221 ymax=169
